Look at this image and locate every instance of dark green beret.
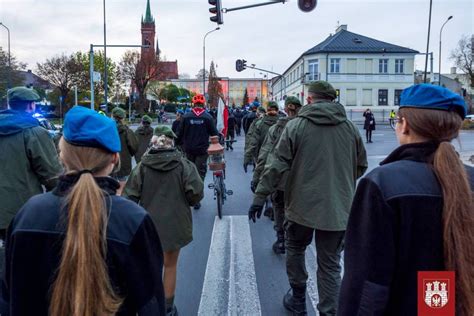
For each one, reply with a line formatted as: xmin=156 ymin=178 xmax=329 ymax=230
xmin=267 ymin=101 xmax=279 ymax=110
xmin=285 ymin=96 xmax=302 ymax=107
xmin=154 ymin=125 xmax=177 ymax=139
xmin=257 ymin=107 xmax=266 ymax=113
xmin=308 ymin=81 xmax=337 ymax=99
xmin=142 ymin=115 xmax=152 ymax=123
xmin=111 ymin=107 xmax=126 ymax=119
xmin=8 ymin=87 xmax=40 ymax=102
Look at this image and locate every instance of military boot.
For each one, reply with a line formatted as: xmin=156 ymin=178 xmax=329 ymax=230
xmin=272 ymin=230 xmax=285 ymax=254
xmin=283 ymin=285 xmax=307 ymax=315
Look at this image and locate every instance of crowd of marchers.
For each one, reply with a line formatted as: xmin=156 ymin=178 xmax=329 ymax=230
xmin=0 ymin=80 xmax=472 ymax=316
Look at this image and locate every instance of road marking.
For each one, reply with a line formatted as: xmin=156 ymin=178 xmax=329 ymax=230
xmin=305 ymin=242 xmax=345 ymax=314
xmin=198 ymin=216 xmax=261 ymax=316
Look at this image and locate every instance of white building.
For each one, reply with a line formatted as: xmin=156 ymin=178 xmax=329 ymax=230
xmin=271 ymin=25 xmax=419 ymax=110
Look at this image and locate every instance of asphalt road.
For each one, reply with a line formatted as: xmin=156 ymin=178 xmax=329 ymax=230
xmin=131 ymin=122 xmax=474 ymax=315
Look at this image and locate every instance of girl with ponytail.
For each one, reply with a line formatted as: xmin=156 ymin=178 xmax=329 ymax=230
xmin=0 ymin=106 xmax=165 ymax=315
xmin=339 ymin=84 xmax=473 ymax=315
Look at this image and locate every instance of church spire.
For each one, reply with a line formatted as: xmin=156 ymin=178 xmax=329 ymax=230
xmin=143 ymin=0 xmax=155 ymax=24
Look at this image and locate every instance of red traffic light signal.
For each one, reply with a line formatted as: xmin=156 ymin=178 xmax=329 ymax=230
xmin=209 ymin=0 xmax=223 ymax=25
xmin=298 ymin=0 xmax=317 ymax=12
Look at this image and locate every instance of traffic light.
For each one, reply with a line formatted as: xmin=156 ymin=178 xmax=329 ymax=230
xmin=236 ymin=59 xmax=247 ymax=72
xmin=209 ymin=0 xmax=223 ymax=25
xmin=298 ymin=0 xmax=317 ymax=12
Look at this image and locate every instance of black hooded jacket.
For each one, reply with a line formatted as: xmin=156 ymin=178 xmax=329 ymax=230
xmin=338 ymin=142 xmax=474 ymax=315
xmin=0 ymin=176 xmax=165 ymax=316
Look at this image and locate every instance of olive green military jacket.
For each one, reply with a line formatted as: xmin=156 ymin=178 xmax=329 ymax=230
xmin=244 ymin=117 xmax=260 ymax=153
xmin=254 ymin=101 xmax=368 ymax=231
xmin=115 ymin=122 xmax=138 ymax=178
xmin=244 ymin=115 xmax=278 ymax=164
xmin=134 ymin=125 xmax=153 ymax=163
xmin=0 ymin=110 xmax=62 ymax=229
xmin=252 ymin=117 xmax=291 ymax=190
xmin=123 ymin=149 xmax=204 ymax=251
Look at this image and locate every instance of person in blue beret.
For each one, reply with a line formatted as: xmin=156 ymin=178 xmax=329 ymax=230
xmin=0 ymin=106 xmax=166 ymax=315
xmin=339 ymin=84 xmax=474 ymax=315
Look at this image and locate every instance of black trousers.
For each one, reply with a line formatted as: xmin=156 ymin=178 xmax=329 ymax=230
xmin=185 ymin=153 xmax=208 ymax=181
xmin=365 ymin=129 xmax=373 ymax=142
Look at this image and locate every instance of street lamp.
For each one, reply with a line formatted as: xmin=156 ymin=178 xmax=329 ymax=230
xmin=438 ymin=15 xmax=453 ymax=86
xmin=203 ymin=27 xmax=220 ymax=96
xmin=0 ymin=22 xmax=11 ymax=103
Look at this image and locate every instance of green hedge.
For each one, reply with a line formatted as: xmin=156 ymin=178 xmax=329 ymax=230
xmin=461 ymin=120 xmax=474 ymax=130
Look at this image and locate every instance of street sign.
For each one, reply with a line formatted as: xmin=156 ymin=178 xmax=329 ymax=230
xmin=93 ymin=71 xmax=101 ymax=82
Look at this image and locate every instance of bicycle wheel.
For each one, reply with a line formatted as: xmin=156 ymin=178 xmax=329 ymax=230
xmin=389 ymin=119 xmax=396 ymax=130
xmin=214 ymin=176 xmax=223 ymax=219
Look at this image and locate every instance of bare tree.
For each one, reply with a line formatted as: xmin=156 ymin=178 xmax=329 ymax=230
xmin=36 ymin=53 xmax=83 ymax=112
xmin=450 ymin=35 xmax=473 ymax=87
xmin=119 ymin=50 xmax=163 ymax=113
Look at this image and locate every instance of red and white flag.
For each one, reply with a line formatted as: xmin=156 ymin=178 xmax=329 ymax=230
xmin=216 ymin=98 xmax=228 ymax=137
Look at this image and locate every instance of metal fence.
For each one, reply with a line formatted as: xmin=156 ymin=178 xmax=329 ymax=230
xmin=346 ymin=109 xmax=393 ymax=125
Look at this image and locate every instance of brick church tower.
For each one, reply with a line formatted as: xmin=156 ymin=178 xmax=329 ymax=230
xmin=140 ymin=0 xmax=178 ymax=79
xmin=141 ymin=0 xmax=156 ymax=58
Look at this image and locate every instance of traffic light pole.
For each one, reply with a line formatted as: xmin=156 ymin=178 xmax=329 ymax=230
xmin=222 ymin=0 xmax=286 ymax=13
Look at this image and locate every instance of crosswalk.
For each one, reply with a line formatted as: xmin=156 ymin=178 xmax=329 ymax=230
xmin=197 ymin=215 xmax=345 ymax=315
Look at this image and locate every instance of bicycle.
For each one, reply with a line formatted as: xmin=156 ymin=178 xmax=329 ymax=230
xmin=208 ymin=169 xmax=233 ymax=219
xmin=208 ymin=135 xmax=233 ymax=219
xmin=389 ymin=118 xmax=396 ymax=130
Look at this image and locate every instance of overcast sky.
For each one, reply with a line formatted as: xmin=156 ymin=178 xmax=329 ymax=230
xmin=0 ymin=0 xmax=472 ymax=80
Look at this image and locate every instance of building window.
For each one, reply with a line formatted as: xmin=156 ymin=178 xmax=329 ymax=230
xmin=394 ymin=89 xmax=403 ymax=105
xmin=395 ymin=59 xmax=404 ymax=74
xmin=330 ymin=58 xmax=340 ymax=73
xmin=346 ymin=89 xmax=357 ymax=106
xmin=308 ymin=59 xmax=319 ymax=81
xmin=379 ymin=59 xmax=388 ymax=73
xmin=378 ymin=89 xmax=388 ymax=105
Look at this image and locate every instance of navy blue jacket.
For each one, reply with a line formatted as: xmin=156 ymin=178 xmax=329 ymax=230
xmin=0 ymin=176 xmax=165 ymax=316
xmin=176 ymin=108 xmax=218 ymax=155
xmin=338 ymin=142 xmax=474 ymax=315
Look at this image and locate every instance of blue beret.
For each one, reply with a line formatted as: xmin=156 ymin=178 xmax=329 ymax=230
xmin=63 ymin=106 xmax=121 ymax=153
xmin=400 ymin=84 xmax=466 ymax=119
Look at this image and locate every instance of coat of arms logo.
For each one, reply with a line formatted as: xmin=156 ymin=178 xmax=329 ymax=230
xmin=424 ymin=279 xmax=449 ymax=308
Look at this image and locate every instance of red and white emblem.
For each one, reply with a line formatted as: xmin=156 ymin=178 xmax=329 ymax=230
xmin=423 ymin=279 xmax=449 ymax=308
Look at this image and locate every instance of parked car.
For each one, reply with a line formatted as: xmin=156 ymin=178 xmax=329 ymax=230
xmin=465 ymin=114 xmax=474 ymax=122
xmin=33 ymin=113 xmax=61 ymax=140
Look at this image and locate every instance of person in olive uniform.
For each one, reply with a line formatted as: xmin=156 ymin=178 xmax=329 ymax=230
xmin=249 ymin=81 xmax=368 ymax=315
xmin=252 ymin=96 xmax=303 ymax=254
xmin=0 ymin=87 xmax=62 ymax=272
xmin=244 ymin=102 xmax=279 ymax=172
xmin=134 ymin=115 xmax=153 ymax=163
xmin=243 ymin=107 xmax=266 ymax=172
xmin=111 ymin=107 xmax=138 ymax=195
xmin=124 ymin=125 xmax=204 ymax=316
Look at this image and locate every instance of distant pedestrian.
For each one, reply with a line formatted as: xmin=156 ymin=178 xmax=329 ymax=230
xmin=339 ymin=84 xmax=474 ymax=316
xmin=226 ymin=110 xmax=236 ymax=150
xmin=134 ymin=114 xmax=154 ymax=164
xmin=363 ymin=108 xmax=376 ymax=143
xmin=249 ymin=81 xmax=367 ymax=315
xmin=176 ymin=94 xmax=218 ymax=210
xmin=172 ymin=110 xmax=183 ymax=135
xmin=124 ymin=125 xmax=203 ymax=316
xmin=242 ymin=104 xmax=258 ymax=135
xmin=0 ymin=106 xmax=165 ymax=315
xmin=0 ymin=87 xmax=62 ymax=273
xmin=111 ymin=107 xmax=138 ymax=195
xmin=234 ymin=107 xmax=244 ymax=136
